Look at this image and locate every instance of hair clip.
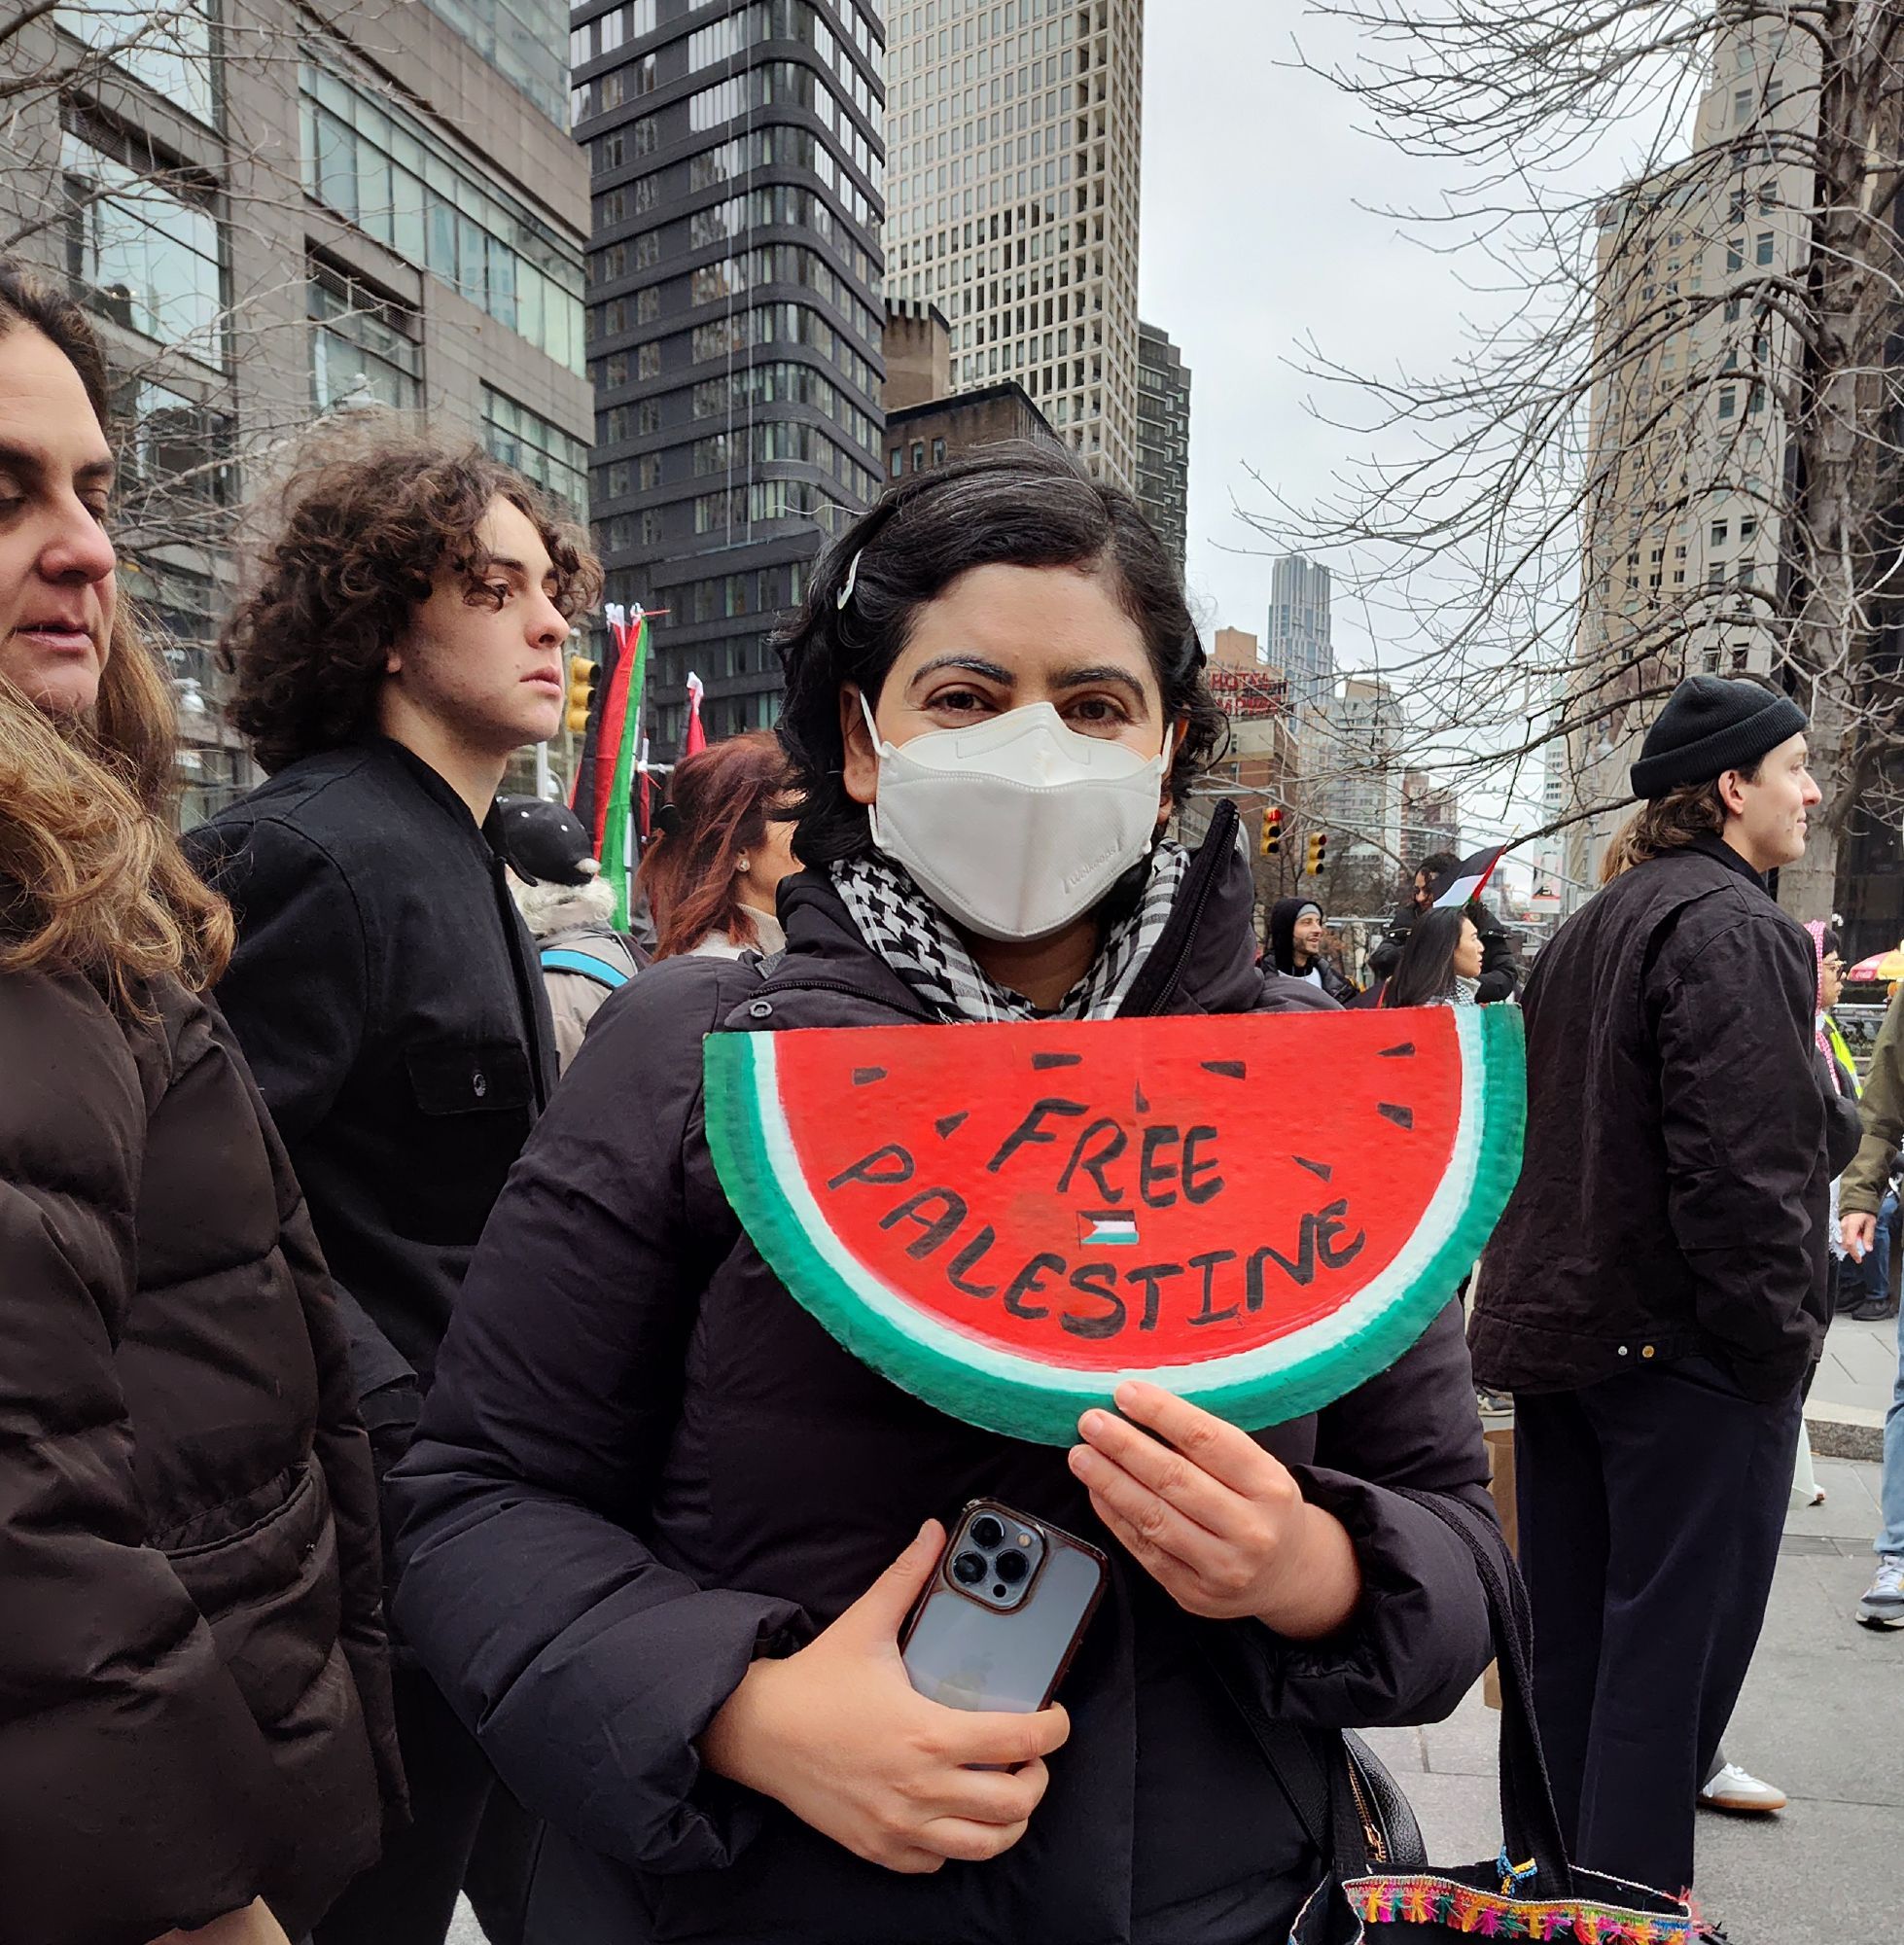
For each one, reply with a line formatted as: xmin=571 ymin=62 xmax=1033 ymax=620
xmin=835 ymin=548 xmax=864 ymax=612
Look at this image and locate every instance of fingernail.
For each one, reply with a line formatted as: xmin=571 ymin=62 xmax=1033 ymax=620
xmin=1114 ymin=1382 xmax=1142 ymax=1408
xmin=1069 ymin=1446 xmax=1100 ymax=1477
xmin=1080 ymin=1410 xmax=1108 ymax=1437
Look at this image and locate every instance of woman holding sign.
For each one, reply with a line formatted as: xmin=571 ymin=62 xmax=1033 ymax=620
xmin=390 ymin=444 xmax=1510 ymax=1942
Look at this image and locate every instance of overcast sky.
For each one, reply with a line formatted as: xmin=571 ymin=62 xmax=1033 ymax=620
xmin=1137 ymin=0 xmax=1477 ymax=675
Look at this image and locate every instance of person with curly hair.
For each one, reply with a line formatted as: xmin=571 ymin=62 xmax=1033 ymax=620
xmin=0 ymin=261 xmax=402 ymax=1944
xmin=184 ymin=419 xmax=600 ymax=1945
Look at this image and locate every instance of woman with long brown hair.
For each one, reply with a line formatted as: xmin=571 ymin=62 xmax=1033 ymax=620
xmin=0 ymin=262 xmax=400 ymax=1944
xmin=636 ymin=728 xmax=803 ymax=958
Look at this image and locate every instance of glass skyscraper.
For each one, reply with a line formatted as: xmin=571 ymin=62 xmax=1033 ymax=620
xmin=574 ymin=0 xmax=888 ymax=749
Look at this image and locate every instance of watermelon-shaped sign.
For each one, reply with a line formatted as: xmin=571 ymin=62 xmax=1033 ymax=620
xmin=704 ymin=1006 xmax=1524 ymax=1444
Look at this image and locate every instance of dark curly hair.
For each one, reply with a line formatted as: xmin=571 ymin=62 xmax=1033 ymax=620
xmin=221 ymin=417 xmax=602 ymax=774
xmin=771 ymin=440 xmax=1225 ymax=866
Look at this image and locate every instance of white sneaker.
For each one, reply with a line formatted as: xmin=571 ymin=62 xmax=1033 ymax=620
xmin=1857 ymin=1556 xmax=1904 ymax=1628
xmin=1697 ymin=1762 xmax=1787 ymax=1814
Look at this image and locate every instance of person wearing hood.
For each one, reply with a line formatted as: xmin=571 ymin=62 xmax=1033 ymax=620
xmin=1267 ymin=895 xmax=1357 ymax=1002
xmin=387 ymin=442 xmax=1506 ymax=1945
xmin=497 ymin=795 xmax=646 ymax=1072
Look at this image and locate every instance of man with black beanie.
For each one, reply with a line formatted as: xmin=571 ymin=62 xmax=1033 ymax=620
xmin=1470 ymin=676 xmax=1859 ymax=1895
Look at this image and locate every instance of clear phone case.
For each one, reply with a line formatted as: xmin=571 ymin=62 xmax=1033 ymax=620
xmin=900 ymin=1499 xmax=1108 ymax=1713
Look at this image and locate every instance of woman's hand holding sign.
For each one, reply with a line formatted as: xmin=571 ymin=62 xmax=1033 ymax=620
xmin=1070 ymin=1382 xmax=1363 ymax=1639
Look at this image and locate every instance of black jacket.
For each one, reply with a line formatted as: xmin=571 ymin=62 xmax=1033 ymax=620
xmin=390 ymin=818 xmax=1506 ymax=1945
xmin=1470 ymin=836 xmax=1858 ymax=1401
xmin=1267 ymin=895 xmax=1358 ymax=1004
xmin=1368 ymin=898 xmax=1518 ymax=1004
xmin=0 ymin=972 xmax=402 ymax=1945
xmin=185 ymin=738 xmax=556 ymax=1419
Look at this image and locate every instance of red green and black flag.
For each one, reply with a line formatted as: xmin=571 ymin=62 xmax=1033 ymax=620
xmin=570 ymin=601 xmax=650 ymax=928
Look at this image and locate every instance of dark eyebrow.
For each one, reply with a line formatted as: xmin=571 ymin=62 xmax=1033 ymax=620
xmin=0 ymin=440 xmax=116 ymax=486
xmin=1048 ymin=662 xmax=1150 ymax=705
xmin=906 ymin=653 xmax=1015 ymax=689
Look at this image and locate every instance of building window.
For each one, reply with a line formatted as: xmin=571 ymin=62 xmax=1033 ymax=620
xmin=1755 ymin=230 xmax=1775 ymax=265
xmin=890 ymin=446 xmax=904 ymax=476
xmin=481 ymin=384 xmax=589 ymax=516
xmin=1717 ymin=388 xmax=1737 ymax=418
xmin=308 ymin=263 xmax=423 ymax=412
xmin=300 ymin=61 xmax=584 ymax=372
xmin=932 ymin=437 xmax=946 ymax=465
xmin=911 ymin=441 xmax=926 ymax=470
xmin=58 ymin=0 xmax=216 ymax=125
xmin=637 ymin=341 xmax=662 ymax=379
xmin=60 ymin=129 xmax=225 ymax=364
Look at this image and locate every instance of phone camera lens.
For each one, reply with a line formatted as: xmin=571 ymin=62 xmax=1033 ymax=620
xmin=968 ymin=1515 xmax=1005 ymax=1550
xmin=951 ymin=1550 xmax=988 ymax=1585
xmin=994 ymin=1548 xmax=1030 ymax=1585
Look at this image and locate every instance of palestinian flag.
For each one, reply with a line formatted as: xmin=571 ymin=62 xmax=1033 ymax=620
xmin=1431 ymin=842 xmax=1510 ymax=911
xmin=569 ymin=601 xmax=650 ymax=929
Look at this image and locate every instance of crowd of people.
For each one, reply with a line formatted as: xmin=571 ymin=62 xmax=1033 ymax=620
xmin=1 ymin=254 xmax=1899 ymax=1945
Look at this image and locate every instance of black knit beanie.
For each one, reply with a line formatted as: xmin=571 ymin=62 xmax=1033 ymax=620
xmin=1630 ymin=676 xmax=1808 ymax=797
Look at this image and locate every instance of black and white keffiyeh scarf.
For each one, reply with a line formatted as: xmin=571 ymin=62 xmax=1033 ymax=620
xmin=830 ymin=842 xmax=1190 ymax=1024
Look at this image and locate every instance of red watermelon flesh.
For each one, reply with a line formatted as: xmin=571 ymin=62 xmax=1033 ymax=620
xmin=704 ymin=1005 xmax=1524 ymax=1443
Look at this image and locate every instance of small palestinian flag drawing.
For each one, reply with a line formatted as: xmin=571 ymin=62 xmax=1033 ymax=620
xmin=1432 ymin=842 xmax=1511 ymax=911
xmin=1078 ymin=1211 xmax=1140 ymax=1247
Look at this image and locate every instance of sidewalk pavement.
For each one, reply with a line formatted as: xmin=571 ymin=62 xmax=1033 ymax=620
xmin=1360 ymin=1456 xmax=1901 ymax=1945
xmin=1807 ymin=1308 xmax=1898 ymax=1460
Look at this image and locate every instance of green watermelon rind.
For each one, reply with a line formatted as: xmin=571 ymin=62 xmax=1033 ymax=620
xmin=703 ymin=1008 xmax=1526 ymax=1445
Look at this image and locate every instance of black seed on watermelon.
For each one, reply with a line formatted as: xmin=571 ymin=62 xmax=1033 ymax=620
xmin=852 ymin=1067 xmax=887 ymax=1086
xmin=1032 ymin=1051 xmax=1082 ymax=1070
xmin=1379 ymin=1043 xmax=1416 ymax=1058
xmin=934 ymin=1112 xmax=970 ymax=1141
xmin=1378 ymin=1103 xmax=1415 ymax=1129
xmin=1201 ymin=1060 xmax=1247 ymax=1079
xmin=1294 ymin=1156 xmax=1333 ymax=1181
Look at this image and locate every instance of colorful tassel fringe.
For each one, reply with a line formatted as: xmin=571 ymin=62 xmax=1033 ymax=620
xmin=1348 ymin=1875 xmax=1701 ymax=1941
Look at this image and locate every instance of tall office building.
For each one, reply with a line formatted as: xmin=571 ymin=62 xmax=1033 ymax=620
xmin=1135 ymin=317 xmax=1188 ymax=574
xmin=883 ymin=0 xmax=1144 ymax=490
xmin=574 ymin=0 xmax=888 ymax=749
xmin=1266 ymin=553 xmax=1334 ymax=714
xmin=1559 ymin=12 xmax=1815 ymax=899
xmin=4 ymin=0 xmax=590 ymax=816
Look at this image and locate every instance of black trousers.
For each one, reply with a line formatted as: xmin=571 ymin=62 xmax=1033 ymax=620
xmin=314 ymin=1663 xmax=536 ymax=1945
xmin=1514 ymin=1356 xmax=1800 ymax=1895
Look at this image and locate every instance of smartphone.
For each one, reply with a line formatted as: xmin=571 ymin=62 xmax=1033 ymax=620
xmin=899 ymin=1498 xmax=1108 ymax=1715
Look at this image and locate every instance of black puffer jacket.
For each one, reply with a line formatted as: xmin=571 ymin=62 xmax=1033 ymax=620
xmin=0 ymin=971 xmax=402 ymax=1945
xmin=1471 ymin=836 xmax=1859 ymax=1401
xmin=391 ymin=817 xmax=1505 ymax=1945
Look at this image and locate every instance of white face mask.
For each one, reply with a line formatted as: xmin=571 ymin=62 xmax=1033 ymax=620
xmin=860 ymin=692 xmax=1171 ymax=941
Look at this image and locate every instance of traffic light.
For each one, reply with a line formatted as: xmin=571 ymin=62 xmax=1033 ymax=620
xmin=565 ymin=654 xmax=598 ymax=736
xmin=1305 ymin=831 xmax=1328 ymax=875
xmin=1259 ymin=807 xmax=1284 ymax=858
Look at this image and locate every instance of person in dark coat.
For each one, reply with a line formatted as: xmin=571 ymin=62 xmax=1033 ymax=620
xmin=390 ymin=445 xmax=1508 ymax=1945
xmin=1469 ymin=674 xmax=1856 ymax=1895
xmin=1365 ymin=852 xmax=1518 ymax=1004
xmin=184 ymin=426 xmax=599 ymax=1945
xmin=1267 ymin=894 xmax=1357 ymax=1002
xmin=0 ymin=264 xmax=400 ymax=1945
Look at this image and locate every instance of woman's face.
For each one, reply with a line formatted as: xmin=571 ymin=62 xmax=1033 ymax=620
xmin=0 ymin=326 xmax=118 ymax=717
xmin=1453 ymin=915 xmax=1485 ymax=982
xmin=1820 ymin=947 xmax=1845 ymax=1011
xmin=839 ymin=562 xmax=1177 ymax=808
